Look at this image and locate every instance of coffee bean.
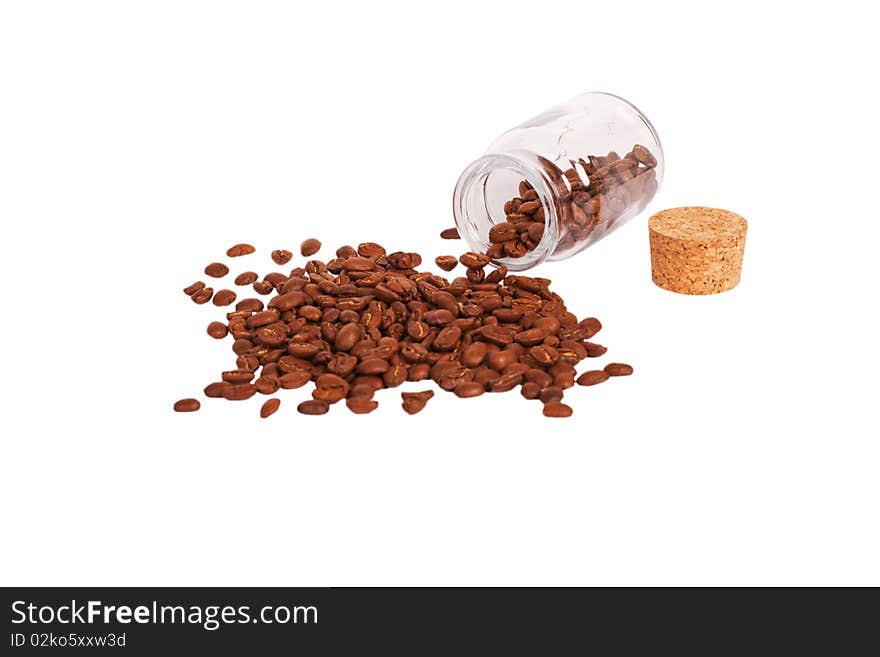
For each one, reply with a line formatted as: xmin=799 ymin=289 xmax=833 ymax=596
xmin=357 ymin=242 xmax=386 ymax=258
xmin=521 ymin=381 xmax=542 ymax=400
xmin=268 ymin=250 xmax=291 ymax=266
xmin=207 ymin=321 xmax=228 ymax=339
xmin=440 ymin=227 xmax=460 ymax=239
xmin=173 ymin=398 xmax=200 ymax=412
xmin=489 ymin=221 xmax=519 ymax=243
xmin=298 ymin=399 xmax=329 ymax=415
xmin=260 ymin=398 xmax=281 ymax=418
xmin=459 ymin=252 xmax=491 ymax=268
xmin=224 ymin=384 xmax=256 ymax=400
xmin=540 ymin=386 xmax=564 ymax=403
xmin=204 ymin=262 xmax=229 ymax=278
xmin=543 ymin=401 xmax=572 ymax=417
xmin=357 ymin=358 xmax=390 ymax=375
xmin=435 ymin=255 xmax=458 ymax=271
xmin=227 ymin=243 xmax=255 ymax=257
xmin=279 ymin=370 xmax=310 ymax=389
xmin=584 ymin=342 xmax=608 ymax=357
xmin=401 ymin=390 xmax=434 ymax=415
xmin=252 ymin=280 xmax=274 ymax=295
xmin=604 ymin=363 xmax=633 ymax=376
xmin=577 ymin=370 xmax=610 ymax=386
xmin=313 ymin=373 xmax=349 ymax=402
xmin=212 ymin=289 xmax=237 ymax=306
xmin=235 ymin=272 xmax=259 ymax=286
xmin=346 ymin=397 xmax=379 ymax=414
xmin=184 ymin=281 xmax=206 ymax=295
xmin=254 ymin=376 xmax=280 ymax=394
xmin=300 ymin=238 xmax=322 ymax=257
xmin=191 ymin=287 xmax=213 ymax=304
xmin=455 ymin=381 xmax=485 ymax=398
xmin=203 ymin=381 xmax=231 ymax=398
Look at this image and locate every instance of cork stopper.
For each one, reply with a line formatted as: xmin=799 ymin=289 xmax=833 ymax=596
xmin=648 ymin=207 xmax=747 ymax=295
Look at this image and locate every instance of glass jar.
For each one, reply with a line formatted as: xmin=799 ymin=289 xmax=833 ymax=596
xmin=453 ymin=92 xmax=664 ymax=271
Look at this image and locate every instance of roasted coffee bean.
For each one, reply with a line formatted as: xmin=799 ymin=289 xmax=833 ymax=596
xmin=346 ymin=397 xmax=379 ymax=414
xmin=335 ymin=322 xmax=361 ymax=351
xmin=577 ymin=370 xmax=610 ymax=386
xmin=222 ymin=369 xmax=254 ymax=384
xmin=584 ymin=342 xmax=608 ymax=357
xmin=251 ymin=280 xmax=273 ymax=295
xmin=300 ymin=238 xmax=322 ymax=257
xmin=271 ymin=250 xmax=293 ymax=265
xmin=489 ymin=222 xmax=519 ymax=243
xmin=357 ymin=358 xmax=390 ymax=375
xmin=459 ymin=252 xmax=491 ymax=268
xmin=298 ymin=399 xmax=329 ymax=415
xmin=254 ymin=376 xmax=280 ymax=395
xmin=227 ymin=243 xmax=255 ymax=257
xmin=357 ymin=242 xmax=386 ymax=258
xmin=521 ymin=381 xmax=542 ymax=400
xmin=440 ymin=227 xmax=460 ymax=240
xmin=632 ymin=144 xmax=656 ymax=167
xmin=279 ymin=370 xmax=310 ymax=389
xmin=224 ymin=384 xmax=256 ymax=400
xmin=204 ymin=381 xmax=231 ymax=398
xmin=312 ymin=373 xmax=349 ymax=402
xmin=235 ymin=271 xmax=259 ymax=286
xmin=205 ymin=262 xmax=229 ymax=278
xmin=184 ymin=281 xmax=206 ymax=295
xmin=604 ymin=362 xmax=633 ymax=377
xmin=543 ymin=401 xmax=573 ymax=418
xmin=540 ymin=386 xmax=564 ymax=404
xmin=207 ymin=321 xmax=228 ymax=339
xmin=173 ymin=398 xmax=200 ymax=412
xmin=454 ymin=381 xmax=485 ymax=398
xmin=491 ymin=372 xmax=522 ymax=392
xmin=212 ymin=289 xmax=237 ymax=306
xmin=434 ymin=326 xmax=461 ymax=351
xmin=191 ymin=287 xmax=213 ymax=304
xmin=435 ymin=255 xmax=458 ymax=271
xmin=401 ymin=390 xmax=434 ymax=415
xmin=260 ymin=398 xmax=281 ymax=418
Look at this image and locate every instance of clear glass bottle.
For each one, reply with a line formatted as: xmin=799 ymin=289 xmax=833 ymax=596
xmin=453 ymin=92 xmax=664 ymax=271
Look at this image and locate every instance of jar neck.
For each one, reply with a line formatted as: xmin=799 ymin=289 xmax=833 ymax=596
xmin=452 ymin=150 xmax=561 ymax=272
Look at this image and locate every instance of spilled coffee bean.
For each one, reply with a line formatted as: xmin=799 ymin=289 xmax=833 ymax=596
xmin=179 ymin=242 xmax=632 ymax=418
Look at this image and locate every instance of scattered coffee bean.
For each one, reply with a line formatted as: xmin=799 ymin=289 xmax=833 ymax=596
xmin=298 ymin=399 xmax=329 ymax=415
xmin=604 ymin=363 xmax=633 ymax=376
xmin=435 ymin=255 xmax=458 ymax=271
xmin=346 ymin=397 xmax=379 ymax=414
xmin=401 ymin=390 xmax=434 ymax=415
xmin=184 ymin=281 xmax=206 ymax=295
xmin=271 ymin=249 xmax=293 ymax=265
xmin=227 ymin=243 xmax=255 ymax=257
xmin=212 ymin=289 xmax=237 ymax=306
xmin=260 ymin=398 xmax=281 ymax=418
xmin=173 ymin=398 xmax=200 ymax=412
xmin=543 ymin=401 xmax=573 ymax=417
xmin=191 ymin=287 xmax=213 ymax=304
xmin=207 ymin=321 xmax=228 ymax=339
xmin=179 ymin=243 xmax=633 ymax=418
xmin=440 ymin=227 xmax=460 ymax=239
xmin=576 ymin=370 xmax=610 ymax=386
xmin=204 ymin=262 xmax=229 ymax=278
xmin=300 ymin=238 xmax=322 ymax=257
xmin=234 ymin=271 xmax=259 ymax=286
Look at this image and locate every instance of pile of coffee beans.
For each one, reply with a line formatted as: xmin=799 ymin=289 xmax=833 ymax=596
xmin=176 ymin=241 xmax=632 ymax=417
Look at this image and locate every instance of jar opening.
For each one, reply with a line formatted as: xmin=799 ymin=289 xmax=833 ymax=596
xmin=452 ymin=152 xmax=558 ymax=272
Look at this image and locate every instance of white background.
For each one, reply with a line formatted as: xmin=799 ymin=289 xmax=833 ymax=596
xmin=1 ymin=1 xmax=878 ymax=586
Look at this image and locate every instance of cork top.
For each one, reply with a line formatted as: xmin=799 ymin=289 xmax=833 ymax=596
xmin=648 ymin=207 xmax=747 ymax=242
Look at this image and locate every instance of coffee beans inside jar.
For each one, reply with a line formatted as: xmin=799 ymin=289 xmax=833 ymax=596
xmin=176 ymin=242 xmax=632 ymax=418
xmin=483 ymin=145 xmax=658 ymax=262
